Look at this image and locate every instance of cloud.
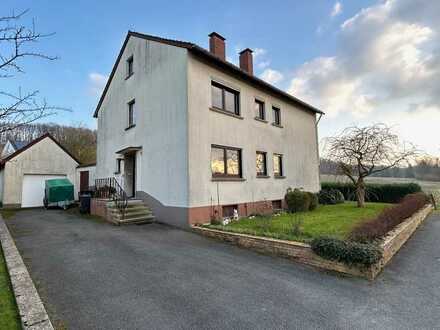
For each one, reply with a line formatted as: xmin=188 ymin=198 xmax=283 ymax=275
xmin=88 ymin=72 xmax=108 ymax=97
xmin=288 ymin=0 xmax=440 ymax=154
xmin=331 ymin=1 xmax=343 ymax=17
xmin=260 ymin=69 xmax=284 ymax=85
xmin=253 ymin=48 xmax=267 ymax=59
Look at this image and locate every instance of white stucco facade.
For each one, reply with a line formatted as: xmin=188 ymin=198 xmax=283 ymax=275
xmin=96 ymin=37 xmax=189 ymax=208
xmin=187 ymin=54 xmax=320 ymax=208
xmin=95 ymin=33 xmax=321 ymax=226
xmin=1 ymin=136 xmax=79 ymax=206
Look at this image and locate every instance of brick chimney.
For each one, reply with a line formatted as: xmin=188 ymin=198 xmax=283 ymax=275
xmin=239 ymin=48 xmax=253 ymax=75
xmin=209 ymin=32 xmax=226 ymax=60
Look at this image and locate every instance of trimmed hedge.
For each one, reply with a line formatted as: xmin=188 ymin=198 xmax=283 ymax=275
xmin=349 ymin=192 xmax=430 ymax=242
xmin=285 ymin=188 xmax=318 ymax=212
xmin=307 ymin=192 xmax=319 ymax=210
xmin=311 ymin=237 xmax=383 ymax=267
xmin=321 ymin=182 xmax=422 ymax=203
xmin=318 ymin=189 xmax=345 ymax=205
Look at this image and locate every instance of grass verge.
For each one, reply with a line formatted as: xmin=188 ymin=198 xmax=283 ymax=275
xmin=0 ymin=245 xmax=21 ymax=330
xmin=205 ymin=202 xmax=389 ymax=243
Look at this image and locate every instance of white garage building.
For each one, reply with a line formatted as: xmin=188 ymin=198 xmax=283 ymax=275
xmin=0 ymin=133 xmax=83 ymax=208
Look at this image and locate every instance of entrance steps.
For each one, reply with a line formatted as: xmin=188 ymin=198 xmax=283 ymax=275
xmin=106 ymin=199 xmax=155 ymax=225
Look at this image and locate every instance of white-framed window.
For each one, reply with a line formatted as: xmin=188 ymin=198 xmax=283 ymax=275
xmin=127 ymin=99 xmax=135 ymax=128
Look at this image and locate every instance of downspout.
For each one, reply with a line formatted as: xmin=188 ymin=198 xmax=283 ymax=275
xmin=315 ymin=113 xmax=323 ymax=190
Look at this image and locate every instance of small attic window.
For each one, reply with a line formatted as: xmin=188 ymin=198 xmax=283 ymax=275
xmin=126 ymin=56 xmax=134 ymax=78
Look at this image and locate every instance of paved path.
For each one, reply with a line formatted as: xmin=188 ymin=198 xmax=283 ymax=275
xmin=5 ymin=209 xmax=440 ymax=329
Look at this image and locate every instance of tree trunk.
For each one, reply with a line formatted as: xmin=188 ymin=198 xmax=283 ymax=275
xmin=356 ymin=179 xmax=366 ymax=208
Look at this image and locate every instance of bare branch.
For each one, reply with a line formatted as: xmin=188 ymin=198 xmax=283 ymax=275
xmin=324 ymin=124 xmax=418 ymax=207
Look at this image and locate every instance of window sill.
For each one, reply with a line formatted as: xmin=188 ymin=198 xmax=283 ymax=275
xmin=210 ymin=107 xmax=243 ymax=119
xmin=211 ymin=177 xmax=246 ymax=182
xmin=274 ymin=175 xmax=286 ymax=179
xmin=256 ymin=175 xmax=270 ymax=179
xmin=254 ymin=117 xmax=268 ymax=123
xmin=125 ymin=124 xmax=136 ymax=131
xmin=271 ymin=123 xmax=283 ymax=128
xmin=125 ymin=73 xmax=134 ymax=80
xmin=114 ymin=172 xmax=121 ymax=175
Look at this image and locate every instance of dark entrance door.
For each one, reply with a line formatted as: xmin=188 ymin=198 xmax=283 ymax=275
xmin=79 ymin=171 xmax=89 ymax=192
xmin=124 ymin=153 xmax=136 ymax=198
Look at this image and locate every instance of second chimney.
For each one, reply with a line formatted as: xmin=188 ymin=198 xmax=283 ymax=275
xmin=209 ymin=32 xmax=226 ymax=60
xmin=239 ymin=48 xmax=253 ymax=75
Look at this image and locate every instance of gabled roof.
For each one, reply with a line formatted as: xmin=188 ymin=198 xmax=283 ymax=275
xmin=0 ymin=133 xmax=81 ymax=169
xmin=93 ymin=31 xmax=324 ymax=118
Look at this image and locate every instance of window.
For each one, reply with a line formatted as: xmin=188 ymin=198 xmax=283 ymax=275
xmin=127 ymin=100 xmax=135 ymax=128
xmin=255 ymin=99 xmax=265 ymax=120
xmin=273 ymin=154 xmax=283 ymax=177
xmin=115 ymin=159 xmax=122 ymax=174
xmin=211 ymin=145 xmax=242 ymax=178
xmin=222 ymin=205 xmax=238 ymax=218
xmin=272 ymin=106 xmax=281 ymax=126
xmin=256 ymin=151 xmax=267 ymax=177
xmin=126 ymin=56 xmax=134 ymax=78
xmin=272 ymin=200 xmax=282 ymax=210
xmin=211 ymin=81 xmax=240 ymax=115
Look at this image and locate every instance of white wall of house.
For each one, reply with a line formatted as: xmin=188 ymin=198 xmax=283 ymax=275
xmin=2 ymin=137 xmax=79 ymax=206
xmin=96 ymin=37 xmax=189 ymax=207
xmin=187 ymin=53 xmax=320 ymax=208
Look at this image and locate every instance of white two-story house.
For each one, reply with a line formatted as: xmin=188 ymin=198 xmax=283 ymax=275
xmin=94 ymin=31 xmax=323 ymax=227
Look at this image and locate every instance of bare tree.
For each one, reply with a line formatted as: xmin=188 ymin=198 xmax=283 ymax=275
xmin=0 ymin=9 xmax=65 ymax=135
xmin=325 ymin=124 xmax=418 ymax=207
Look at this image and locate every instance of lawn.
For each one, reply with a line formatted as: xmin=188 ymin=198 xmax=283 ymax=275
xmin=0 ymin=246 xmax=21 ymax=330
xmin=205 ymin=202 xmax=389 ymax=243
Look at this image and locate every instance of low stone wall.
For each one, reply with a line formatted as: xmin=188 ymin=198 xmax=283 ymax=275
xmin=90 ymin=198 xmax=113 ymax=223
xmin=192 ymin=204 xmax=434 ymax=280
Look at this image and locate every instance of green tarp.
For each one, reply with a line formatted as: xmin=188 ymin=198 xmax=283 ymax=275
xmin=45 ymin=178 xmax=74 ymax=203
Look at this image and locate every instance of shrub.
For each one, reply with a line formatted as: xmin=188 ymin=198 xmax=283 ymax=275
xmin=311 ymin=237 xmax=382 ymax=267
xmin=349 ymin=192 xmax=431 ymax=242
xmin=285 ymin=188 xmax=311 ymax=212
xmin=321 ymin=182 xmax=422 ymax=203
xmin=290 ymin=213 xmax=304 ymax=236
xmin=318 ymin=188 xmax=345 ymax=205
xmin=307 ymin=192 xmax=319 ymax=210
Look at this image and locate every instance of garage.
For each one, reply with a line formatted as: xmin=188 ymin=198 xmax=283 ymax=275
xmin=21 ymin=174 xmax=67 ymax=208
xmin=0 ymin=133 xmax=81 ymax=208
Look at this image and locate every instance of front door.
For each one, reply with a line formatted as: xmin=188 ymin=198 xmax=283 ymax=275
xmin=79 ymin=171 xmax=89 ymax=192
xmin=124 ymin=153 xmax=136 ymax=198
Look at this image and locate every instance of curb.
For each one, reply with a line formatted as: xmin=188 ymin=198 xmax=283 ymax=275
xmin=0 ymin=215 xmax=54 ymax=330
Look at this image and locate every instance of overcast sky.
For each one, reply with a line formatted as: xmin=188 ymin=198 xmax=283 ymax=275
xmin=2 ymin=0 xmax=438 ymax=156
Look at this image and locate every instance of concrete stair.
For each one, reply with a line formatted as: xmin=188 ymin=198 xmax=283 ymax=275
xmin=106 ymin=199 xmax=155 ymax=225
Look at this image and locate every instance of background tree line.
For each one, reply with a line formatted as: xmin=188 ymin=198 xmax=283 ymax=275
xmin=320 ymin=157 xmax=440 ymax=182
xmin=1 ymin=123 xmax=97 ymax=164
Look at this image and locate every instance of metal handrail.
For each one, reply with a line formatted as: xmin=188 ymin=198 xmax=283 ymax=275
xmin=94 ymin=177 xmax=128 ymax=219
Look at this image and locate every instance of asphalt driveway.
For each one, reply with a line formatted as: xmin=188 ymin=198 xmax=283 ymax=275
xmin=5 ymin=209 xmax=440 ymax=329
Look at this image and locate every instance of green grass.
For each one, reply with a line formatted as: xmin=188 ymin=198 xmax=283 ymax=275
xmin=0 ymin=246 xmax=21 ymax=330
xmin=205 ymin=202 xmax=389 ymax=243
xmin=0 ymin=209 xmax=19 ymax=220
